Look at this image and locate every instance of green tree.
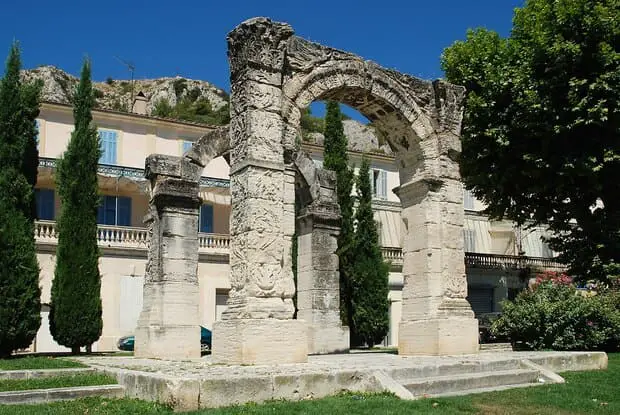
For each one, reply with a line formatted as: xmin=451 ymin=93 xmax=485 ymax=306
xmin=322 ymin=101 xmax=356 ymax=332
xmin=50 ymin=59 xmax=102 ymax=353
xmin=0 ymin=43 xmax=42 ymax=357
xmin=441 ymin=0 xmax=620 ymax=282
xmin=351 ymin=156 xmax=390 ymax=347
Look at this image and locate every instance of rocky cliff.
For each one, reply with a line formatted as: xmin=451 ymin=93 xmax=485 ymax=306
xmin=22 ymin=65 xmax=229 ymax=114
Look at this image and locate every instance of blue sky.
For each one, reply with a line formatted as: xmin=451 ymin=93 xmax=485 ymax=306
xmin=2 ymin=0 xmax=522 ymax=118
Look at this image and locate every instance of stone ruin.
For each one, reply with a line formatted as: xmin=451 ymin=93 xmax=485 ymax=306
xmin=134 ymin=17 xmax=478 ymax=364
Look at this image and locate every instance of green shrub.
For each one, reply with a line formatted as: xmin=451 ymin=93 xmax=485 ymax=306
xmin=492 ymin=281 xmax=620 ymax=351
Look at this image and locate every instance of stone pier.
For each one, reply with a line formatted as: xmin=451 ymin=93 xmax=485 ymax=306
xmin=134 ymin=155 xmax=202 ymax=359
xmin=211 ymin=19 xmax=307 ymax=365
xmin=296 ymin=166 xmax=349 ymax=354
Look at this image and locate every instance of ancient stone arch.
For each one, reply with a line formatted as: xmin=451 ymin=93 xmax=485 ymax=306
xmin=135 ymin=17 xmax=478 ymax=363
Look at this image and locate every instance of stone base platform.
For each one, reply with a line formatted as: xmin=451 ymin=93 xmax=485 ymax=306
xmin=77 ymin=351 xmax=607 ymax=411
xmin=212 ymin=319 xmax=308 ymax=365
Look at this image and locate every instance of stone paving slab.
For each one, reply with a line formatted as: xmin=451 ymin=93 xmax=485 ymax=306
xmin=0 ymin=384 xmax=124 ymax=405
xmin=73 ymin=351 xmax=606 ymax=411
xmin=0 ymin=368 xmax=95 ymax=380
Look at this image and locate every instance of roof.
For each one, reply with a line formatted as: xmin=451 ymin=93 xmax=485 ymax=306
xmin=41 ymin=100 xmax=220 ymax=130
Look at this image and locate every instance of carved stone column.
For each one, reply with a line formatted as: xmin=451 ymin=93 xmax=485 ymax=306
xmin=134 ymin=155 xmax=202 ymax=359
xmin=212 ymin=17 xmax=307 ymax=364
xmin=296 ymin=170 xmax=349 ymax=354
xmin=395 ymin=177 xmax=478 ymax=356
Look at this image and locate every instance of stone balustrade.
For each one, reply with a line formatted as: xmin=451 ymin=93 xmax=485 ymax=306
xmin=34 ymin=220 xmax=228 ymax=255
xmin=381 ymin=246 xmax=404 ymax=267
xmin=34 ymin=221 xmax=563 ymax=273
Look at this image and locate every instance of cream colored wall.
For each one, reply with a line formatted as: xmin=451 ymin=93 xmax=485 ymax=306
xmin=202 ymin=156 xmax=230 ymax=179
xmin=198 ymin=262 xmax=231 ymax=331
xmin=35 ymin=248 xmax=232 ymax=352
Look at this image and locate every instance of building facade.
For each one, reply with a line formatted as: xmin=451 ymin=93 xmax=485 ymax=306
xmin=31 ymin=101 xmax=562 ymax=352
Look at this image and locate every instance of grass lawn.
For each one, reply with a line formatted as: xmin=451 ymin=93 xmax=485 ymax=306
xmin=0 ymin=374 xmax=116 ymax=392
xmin=0 ymin=354 xmax=617 ymax=414
xmin=0 ymin=356 xmax=85 ymax=371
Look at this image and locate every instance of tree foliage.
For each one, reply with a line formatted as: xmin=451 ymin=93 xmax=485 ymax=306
xmin=441 ymin=0 xmax=620 ymax=282
xmin=322 ymin=101 xmax=356 ymax=330
xmin=351 ymin=157 xmax=390 ymax=347
xmin=151 ymin=94 xmax=230 ymax=126
xmin=50 ymin=59 xmax=102 ymax=353
xmin=0 ymin=43 xmax=42 ymax=357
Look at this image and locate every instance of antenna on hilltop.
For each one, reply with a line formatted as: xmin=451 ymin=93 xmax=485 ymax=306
xmin=114 ymin=55 xmax=136 ymax=110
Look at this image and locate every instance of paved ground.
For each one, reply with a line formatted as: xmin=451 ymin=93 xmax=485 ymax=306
xmin=76 ymin=350 xmax=605 ymax=379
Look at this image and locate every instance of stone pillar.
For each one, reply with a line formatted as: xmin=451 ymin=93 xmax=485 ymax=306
xmin=296 ymin=178 xmax=349 ymax=354
xmin=395 ymin=177 xmax=479 ymax=356
xmin=212 ymin=18 xmax=307 ymax=365
xmin=135 ymin=155 xmax=202 ymax=359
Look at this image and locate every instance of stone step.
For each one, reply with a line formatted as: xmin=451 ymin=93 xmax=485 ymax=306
xmin=402 ymin=368 xmax=542 ymax=397
xmin=0 ymin=368 xmax=95 ymax=380
xmin=0 ymin=384 xmax=124 ymax=405
xmin=389 ymin=359 xmax=523 ymax=382
xmin=480 ymin=343 xmax=513 ymax=352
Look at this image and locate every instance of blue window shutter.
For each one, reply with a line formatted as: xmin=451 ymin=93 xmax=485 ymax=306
xmin=200 ymin=204 xmax=214 ymax=233
xmin=117 ymin=197 xmax=132 ymax=226
xmin=99 ymin=130 xmax=118 ymax=164
xmin=98 ymin=195 xmax=116 ymax=225
xmin=35 ymin=189 xmax=54 ymax=220
xmin=182 ymin=141 xmax=193 ymax=153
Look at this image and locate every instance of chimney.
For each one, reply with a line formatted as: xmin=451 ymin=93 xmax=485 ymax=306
xmin=132 ymin=91 xmax=148 ymax=115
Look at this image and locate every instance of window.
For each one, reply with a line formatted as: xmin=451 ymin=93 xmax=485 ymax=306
xmin=463 ymin=229 xmax=476 ymax=252
xmin=464 ymin=189 xmax=475 ymax=210
xmin=97 ymin=196 xmax=131 ymax=226
xmin=215 ymin=289 xmax=229 ymax=321
xmin=98 ymin=130 xmax=117 ymax=165
xmin=199 ymin=204 xmax=214 ymax=233
xmin=371 ymin=169 xmax=388 ymax=199
xmin=182 ymin=140 xmax=193 ymax=154
xmin=35 ymin=189 xmax=55 ymax=220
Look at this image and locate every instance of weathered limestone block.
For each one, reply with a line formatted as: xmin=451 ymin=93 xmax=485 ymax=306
xmin=230 ymin=110 xmax=285 ymax=166
xmin=399 ymin=317 xmax=479 ymax=356
xmin=212 ymin=319 xmax=307 ymax=364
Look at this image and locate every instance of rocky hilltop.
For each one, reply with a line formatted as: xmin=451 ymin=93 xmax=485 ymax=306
xmin=22 ymin=65 xmax=229 ymax=114
xmin=22 ymin=65 xmax=388 ymax=154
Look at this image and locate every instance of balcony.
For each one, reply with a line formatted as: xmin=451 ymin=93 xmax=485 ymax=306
xmin=34 ymin=220 xmax=230 ymax=256
xmin=34 ymin=221 xmax=564 ymax=273
xmin=465 ymin=252 xmax=566 ymax=272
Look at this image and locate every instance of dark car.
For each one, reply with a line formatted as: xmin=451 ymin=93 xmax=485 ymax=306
xmin=117 ymin=326 xmax=212 ymax=352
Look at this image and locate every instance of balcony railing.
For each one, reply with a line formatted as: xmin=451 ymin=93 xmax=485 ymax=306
xmin=35 ymin=220 xmax=229 ymax=255
xmin=465 ymin=252 xmax=566 ymax=272
xmin=34 ymin=222 xmax=564 ymax=272
xmin=381 ymin=247 xmax=404 ymax=267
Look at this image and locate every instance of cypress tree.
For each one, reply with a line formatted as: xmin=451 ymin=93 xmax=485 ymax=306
xmin=351 ymin=156 xmax=389 ymax=348
xmin=50 ymin=59 xmax=102 ymax=353
xmin=0 ymin=43 xmax=42 ymax=357
xmin=322 ymin=101 xmax=355 ymax=331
